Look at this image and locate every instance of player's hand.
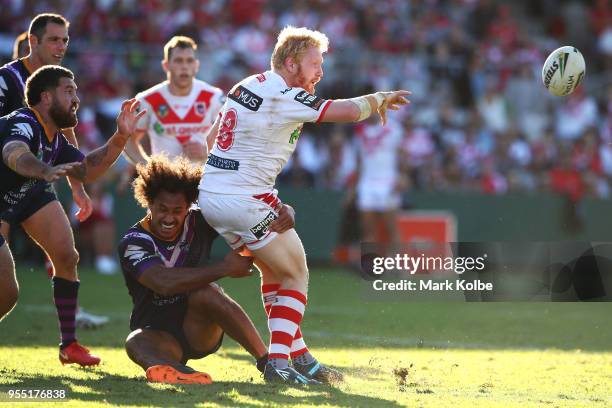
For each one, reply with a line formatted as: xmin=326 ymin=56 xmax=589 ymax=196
xmin=182 ymin=141 xmax=207 ymax=161
xmin=377 ymin=90 xmax=411 ymax=126
xmin=71 ymin=182 xmax=93 ymax=222
xmin=42 ymin=162 xmax=82 ymax=182
xmin=269 ymin=204 xmax=295 ymax=233
xmin=222 ymin=251 xmax=254 ymax=278
xmin=116 ymin=99 xmax=146 ymax=138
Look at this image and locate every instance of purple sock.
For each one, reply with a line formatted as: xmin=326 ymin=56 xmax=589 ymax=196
xmin=52 ymin=277 xmax=79 ymax=349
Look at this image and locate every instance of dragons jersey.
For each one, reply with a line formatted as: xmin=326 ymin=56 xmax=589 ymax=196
xmin=199 ymin=70 xmax=332 ymax=195
xmin=135 ymin=79 xmax=224 ymax=159
xmin=355 ymin=120 xmax=403 ymax=187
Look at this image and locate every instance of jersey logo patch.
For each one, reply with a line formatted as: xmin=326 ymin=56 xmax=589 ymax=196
xmin=195 ymin=102 xmax=206 ymax=116
xmin=228 ymin=85 xmax=262 ymax=111
xmin=294 ymin=91 xmax=325 ymax=111
xmin=157 ymin=104 xmax=169 ymax=118
xmin=124 ymin=245 xmax=147 ymax=261
xmin=11 ymin=123 xmax=33 ymax=140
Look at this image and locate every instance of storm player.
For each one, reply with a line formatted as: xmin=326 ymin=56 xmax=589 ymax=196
xmin=124 ymin=36 xmax=224 ymax=165
xmin=199 ymin=26 xmax=410 ymax=384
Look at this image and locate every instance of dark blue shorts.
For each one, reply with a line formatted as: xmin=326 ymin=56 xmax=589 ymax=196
xmin=0 ymin=182 xmax=57 ymax=227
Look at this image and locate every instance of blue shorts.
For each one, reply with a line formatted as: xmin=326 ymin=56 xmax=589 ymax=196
xmin=0 ymin=233 xmax=5 ymax=247
xmin=0 ymin=182 xmax=57 ymax=227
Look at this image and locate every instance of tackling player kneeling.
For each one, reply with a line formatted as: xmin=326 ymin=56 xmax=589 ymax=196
xmin=119 ymin=156 xmax=295 ymax=384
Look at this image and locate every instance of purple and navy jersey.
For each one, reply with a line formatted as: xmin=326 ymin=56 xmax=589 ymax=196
xmin=0 ymin=59 xmax=30 ymax=116
xmin=0 ymin=107 xmax=83 ymax=205
xmin=118 ymin=209 xmax=219 ymax=330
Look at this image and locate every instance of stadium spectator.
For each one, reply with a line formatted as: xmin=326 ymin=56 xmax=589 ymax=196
xmin=0 ymin=0 xmax=609 ymax=214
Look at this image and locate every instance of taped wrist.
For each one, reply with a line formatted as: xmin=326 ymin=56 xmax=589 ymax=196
xmin=351 ymin=96 xmax=372 ymax=121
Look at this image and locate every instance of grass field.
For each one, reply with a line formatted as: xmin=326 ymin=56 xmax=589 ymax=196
xmin=0 ymin=264 xmax=611 ymax=407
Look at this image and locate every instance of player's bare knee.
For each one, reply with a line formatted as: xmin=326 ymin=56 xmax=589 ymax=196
xmin=0 ymin=285 xmax=18 ymax=319
xmin=189 ymin=284 xmax=225 ymax=310
xmin=52 ymin=247 xmax=79 ymax=273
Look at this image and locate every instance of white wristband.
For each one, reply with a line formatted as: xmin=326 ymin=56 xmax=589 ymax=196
xmin=372 ymin=92 xmax=385 ymax=108
xmin=351 ymin=96 xmax=372 ymax=121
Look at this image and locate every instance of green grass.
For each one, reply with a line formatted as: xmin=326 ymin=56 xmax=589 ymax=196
xmin=0 ymin=265 xmax=611 ymax=407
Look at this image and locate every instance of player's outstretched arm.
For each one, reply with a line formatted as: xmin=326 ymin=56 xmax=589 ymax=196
xmin=68 ymin=99 xmax=146 ymax=183
xmin=321 ymin=90 xmax=411 ymax=125
xmin=138 ymin=252 xmax=254 ymax=296
xmin=2 ymin=141 xmax=81 ymax=182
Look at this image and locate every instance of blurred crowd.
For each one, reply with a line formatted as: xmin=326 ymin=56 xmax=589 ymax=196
xmin=1 ymin=0 xmax=612 ymax=202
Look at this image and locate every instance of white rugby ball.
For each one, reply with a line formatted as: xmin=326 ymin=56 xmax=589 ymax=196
xmin=541 ymin=46 xmax=585 ymax=96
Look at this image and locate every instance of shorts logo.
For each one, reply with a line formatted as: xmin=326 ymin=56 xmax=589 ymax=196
xmin=11 ymin=122 xmax=33 ymax=140
xmin=195 ymin=102 xmax=206 ymax=116
xmin=294 ymin=91 xmax=324 ymax=111
xmin=228 ymin=85 xmax=263 ymax=111
xmin=250 ymin=211 xmax=278 ymax=240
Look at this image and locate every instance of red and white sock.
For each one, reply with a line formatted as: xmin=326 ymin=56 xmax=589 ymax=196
xmin=261 ymin=283 xmax=280 ymax=316
xmin=268 ymin=289 xmax=306 ymax=368
xmin=261 ymin=284 xmax=311 ymax=358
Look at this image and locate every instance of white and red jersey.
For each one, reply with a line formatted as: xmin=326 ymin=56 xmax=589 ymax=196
xmin=200 ymin=70 xmax=331 ymax=195
xmin=355 ymin=119 xmax=403 ymax=189
xmin=135 ymin=79 xmax=224 ymax=159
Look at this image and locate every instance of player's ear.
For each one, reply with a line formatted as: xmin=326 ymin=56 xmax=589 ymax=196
xmin=40 ymin=90 xmax=52 ymax=106
xmin=161 ymin=59 xmax=169 ymax=74
xmin=285 ymin=57 xmax=296 ymax=74
xmin=28 ymin=33 xmax=38 ymax=50
xmin=195 ymin=59 xmax=200 ymax=73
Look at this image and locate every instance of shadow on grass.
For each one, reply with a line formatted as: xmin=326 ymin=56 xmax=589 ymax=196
xmin=0 ymin=371 xmax=402 ymax=407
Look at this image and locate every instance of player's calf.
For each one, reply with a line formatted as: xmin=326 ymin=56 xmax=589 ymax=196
xmin=0 ymin=243 xmax=18 ymax=320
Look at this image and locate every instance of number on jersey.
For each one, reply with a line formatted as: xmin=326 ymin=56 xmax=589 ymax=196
xmin=217 ymin=109 xmax=237 ymax=151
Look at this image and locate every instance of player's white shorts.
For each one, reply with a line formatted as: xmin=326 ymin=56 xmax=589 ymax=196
xmin=199 ymin=189 xmax=281 ymax=250
xmin=357 ymin=182 xmax=401 ymax=212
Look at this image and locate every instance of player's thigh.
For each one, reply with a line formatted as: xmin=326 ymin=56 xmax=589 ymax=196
xmin=125 ymin=328 xmax=183 ymax=366
xmin=183 ymin=286 xmax=225 ymax=353
xmin=254 ymin=258 xmax=282 ymax=285
xmin=21 ymin=201 xmax=78 ymax=271
xmin=0 ymin=241 xmax=18 ymax=315
xmin=0 ymin=221 xmax=11 ymax=244
xmin=252 ymin=229 xmax=308 ymax=278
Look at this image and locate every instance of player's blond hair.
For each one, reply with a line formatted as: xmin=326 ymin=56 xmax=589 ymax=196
xmin=163 ymin=36 xmax=197 ymax=61
xmin=271 ymin=26 xmax=329 ymax=70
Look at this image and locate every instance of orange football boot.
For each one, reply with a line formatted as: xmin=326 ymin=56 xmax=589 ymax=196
xmin=146 ymin=365 xmax=213 ymax=384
